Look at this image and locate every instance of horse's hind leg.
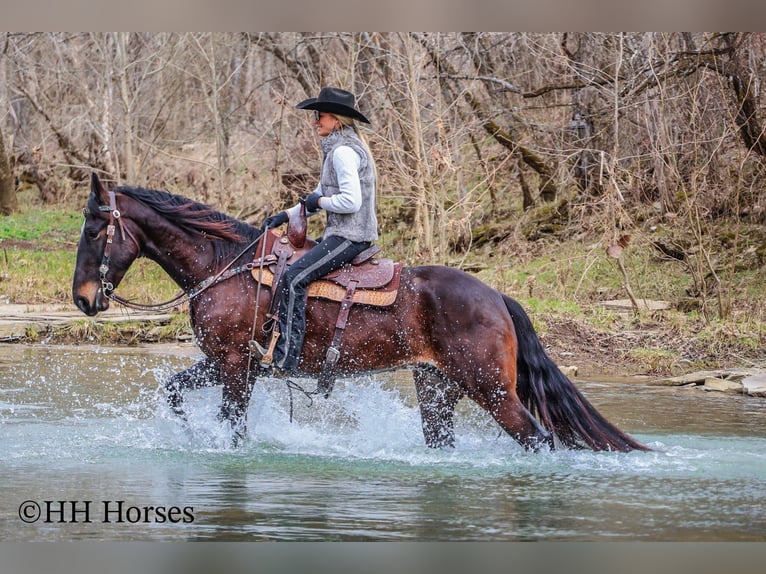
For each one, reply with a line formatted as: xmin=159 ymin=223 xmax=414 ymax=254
xmin=413 ymin=366 xmax=464 ymax=448
xmin=165 ymin=357 xmax=220 ymax=419
xmin=478 ymin=386 xmax=553 ymax=451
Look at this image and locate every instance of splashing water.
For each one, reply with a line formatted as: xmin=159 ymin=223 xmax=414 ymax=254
xmin=2 ymin=344 xmax=765 ymax=541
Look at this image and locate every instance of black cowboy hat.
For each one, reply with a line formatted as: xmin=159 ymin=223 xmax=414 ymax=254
xmin=296 ymin=86 xmax=370 ymax=124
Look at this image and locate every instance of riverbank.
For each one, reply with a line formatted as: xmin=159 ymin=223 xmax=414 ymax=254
xmin=0 ymin=303 xmax=187 ymax=345
xmin=3 ymin=300 xmax=764 ymax=398
xmin=3 ymin=198 xmax=765 ymax=383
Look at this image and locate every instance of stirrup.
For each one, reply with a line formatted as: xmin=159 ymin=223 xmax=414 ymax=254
xmin=258 ymin=328 xmax=281 ymax=367
xmin=248 ymin=339 xmax=268 ymax=359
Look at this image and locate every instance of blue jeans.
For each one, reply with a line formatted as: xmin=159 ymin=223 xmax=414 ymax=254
xmin=273 ymin=235 xmax=371 ymax=371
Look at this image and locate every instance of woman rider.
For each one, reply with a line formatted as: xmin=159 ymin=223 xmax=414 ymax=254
xmin=260 ymin=87 xmax=379 ymax=373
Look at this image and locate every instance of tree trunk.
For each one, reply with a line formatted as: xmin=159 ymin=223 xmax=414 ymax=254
xmin=0 ymin=126 xmax=17 ymax=215
xmin=115 ymin=33 xmax=135 ymax=184
xmin=561 ymin=32 xmax=599 ymax=195
xmin=419 ymin=33 xmax=559 ymax=204
xmin=723 ymin=34 xmax=766 ymax=157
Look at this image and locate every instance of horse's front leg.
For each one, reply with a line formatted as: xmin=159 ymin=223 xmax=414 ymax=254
xmin=217 ymin=360 xmax=256 ymax=447
xmin=165 ymin=357 xmax=221 ymax=419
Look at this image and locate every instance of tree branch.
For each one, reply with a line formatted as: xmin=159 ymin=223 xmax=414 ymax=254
xmin=416 ymin=33 xmax=559 ymax=202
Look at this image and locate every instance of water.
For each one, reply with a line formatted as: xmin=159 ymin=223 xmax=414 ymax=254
xmin=2 ymin=343 xmax=765 ymax=541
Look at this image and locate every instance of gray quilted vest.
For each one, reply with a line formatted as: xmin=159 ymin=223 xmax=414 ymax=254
xmin=319 ymin=127 xmax=378 ymax=243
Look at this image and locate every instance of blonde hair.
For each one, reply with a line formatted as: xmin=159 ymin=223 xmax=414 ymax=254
xmin=334 ymin=115 xmax=377 ymax=180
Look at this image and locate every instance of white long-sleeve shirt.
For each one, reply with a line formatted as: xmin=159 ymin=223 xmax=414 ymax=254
xmin=285 ymin=125 xmax=377 ymax=243
xmin=286 ymin=145 xmax=361 ymax=219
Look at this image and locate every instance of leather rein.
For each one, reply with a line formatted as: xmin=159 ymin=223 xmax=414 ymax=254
xmin=92 ymin=190 xmax=261 ymax=313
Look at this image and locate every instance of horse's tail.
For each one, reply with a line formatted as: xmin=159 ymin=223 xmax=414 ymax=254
xmin=503 ymin=295 xmax=650 ymax=452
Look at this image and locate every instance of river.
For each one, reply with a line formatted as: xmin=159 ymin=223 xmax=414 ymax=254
xmin=2 ymin=343 xmax=765 ymax=541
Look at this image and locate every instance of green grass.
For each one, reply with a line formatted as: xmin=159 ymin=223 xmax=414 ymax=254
xmin=0 ymin=205 xmax=179 ymax=306
xmin=0 ymin=206 xmax=83 ymax=247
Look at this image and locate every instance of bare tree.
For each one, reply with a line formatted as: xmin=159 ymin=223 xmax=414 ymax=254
xmin=1 ymin=32 xmax=765 ymax=280
xmin=0 ymin=34 xmax=17 ymax=215
xmin=0 ymin=125 xmax=15 ymax=215
xmin=416 ymin=32 xmax=561 ymax=207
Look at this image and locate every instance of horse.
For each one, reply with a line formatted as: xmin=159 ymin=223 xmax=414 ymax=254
xmin=72 ymin=173 xmax=649 ymax=453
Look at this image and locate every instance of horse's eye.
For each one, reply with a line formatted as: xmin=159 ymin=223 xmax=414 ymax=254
xmin=86 ymin=226 xmax=101 ymax=240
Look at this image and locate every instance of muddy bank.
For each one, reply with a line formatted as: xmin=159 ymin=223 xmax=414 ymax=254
xmin=0 ymin=303 xmax=179 ymax=342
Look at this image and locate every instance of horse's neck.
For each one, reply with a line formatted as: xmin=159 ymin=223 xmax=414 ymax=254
xmin=142 ymin=223 xmax=222 ymax=290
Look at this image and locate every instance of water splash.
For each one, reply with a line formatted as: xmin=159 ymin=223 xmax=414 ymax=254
xmin=3 ymin=346 xmax=766 ymax=541
xmin=3 ymin=347 xmax=765 ymax=480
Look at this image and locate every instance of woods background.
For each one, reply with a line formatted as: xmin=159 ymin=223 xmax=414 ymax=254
xmin=1 ymin=32 xmax=765 ymax=325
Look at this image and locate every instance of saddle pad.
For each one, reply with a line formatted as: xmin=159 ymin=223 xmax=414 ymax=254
xmin=252 ymin=264 xmax=402 ymax=307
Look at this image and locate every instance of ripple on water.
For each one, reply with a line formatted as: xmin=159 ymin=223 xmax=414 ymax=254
xmin=2 ymin=345 xmax=766 ymax=541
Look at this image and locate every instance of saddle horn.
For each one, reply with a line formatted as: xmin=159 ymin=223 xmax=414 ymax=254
xmin=287 ymin=201 xmax=307 ymax=248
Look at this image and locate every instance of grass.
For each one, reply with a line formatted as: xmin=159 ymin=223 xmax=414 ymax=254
xmin=0 ymin=206 xmax=82 ymax=247
xmin=2 ymin=200 xmax=764 ymax=371
xmin=1 ymin=244 xmax=179 ymax=306
xmin=51 ymin=313 xmax=192 ymax=345
xmin=0 ymin=200 xmax=181 ymax=306
xmin=625 ymin=347 xmax=679 ymax=374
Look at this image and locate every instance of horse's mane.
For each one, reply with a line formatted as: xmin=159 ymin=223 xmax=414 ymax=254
xmin=113 ymin=185 xmax=261 ymax=249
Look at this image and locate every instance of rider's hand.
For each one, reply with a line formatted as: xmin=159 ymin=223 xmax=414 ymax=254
xmin=303 ymin=193 xmax=322 ymax=213
xmin=262 ymin=211 xmax=289 ymax=229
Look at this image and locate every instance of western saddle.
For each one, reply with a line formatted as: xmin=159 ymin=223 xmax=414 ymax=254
xmin=250 ymin=206 xmax=403 ymax=396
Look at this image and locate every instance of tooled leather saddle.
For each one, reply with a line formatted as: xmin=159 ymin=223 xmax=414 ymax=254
xmin=250 ymin=205 xmax=403 ymax=396
xmin=251 ymin=230 xmax=403 ymax=306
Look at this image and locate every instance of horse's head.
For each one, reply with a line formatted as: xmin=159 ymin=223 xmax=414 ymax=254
xmin=72 ymin=173 xmax=141 ymax=316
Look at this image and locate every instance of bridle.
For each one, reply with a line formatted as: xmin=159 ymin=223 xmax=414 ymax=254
xmin=88 ymin=192 xmax=313 ymax=404
xmin=87 ymin=190 xmax=260 ymax=313
xmin=93 ymin=190 xmax=135 ymax=298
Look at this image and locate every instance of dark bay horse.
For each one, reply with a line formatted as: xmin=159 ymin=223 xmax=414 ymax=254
xmin=72 ymin=173 xmax=649 ymax=452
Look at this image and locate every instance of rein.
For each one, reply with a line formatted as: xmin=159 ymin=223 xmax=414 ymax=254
xmin=95 ymin=190 xmax=259 ymax=313
xmin=93 ymin=192 xmax=319 ymax=418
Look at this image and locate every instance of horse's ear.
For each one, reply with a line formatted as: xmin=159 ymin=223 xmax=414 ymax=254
xmin=90 ymin=172 xmax=110 ymax=205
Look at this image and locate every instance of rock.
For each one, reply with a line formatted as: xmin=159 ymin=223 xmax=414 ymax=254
xmin=702 ymin=377 xmax=742 ymax=394
xmin=559 ymin=365 xmax=578 ymax=378
xmin=652 ymin=370 xmax=725 ymax=386
xmin=651 ymin=368 xmax=762 ymax=386
xmin=742 ymin=374 xmax=766 ymax=397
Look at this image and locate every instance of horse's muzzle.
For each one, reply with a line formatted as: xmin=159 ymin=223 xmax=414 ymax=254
xmin=73 ymin=286 xmax=110 ymax=316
